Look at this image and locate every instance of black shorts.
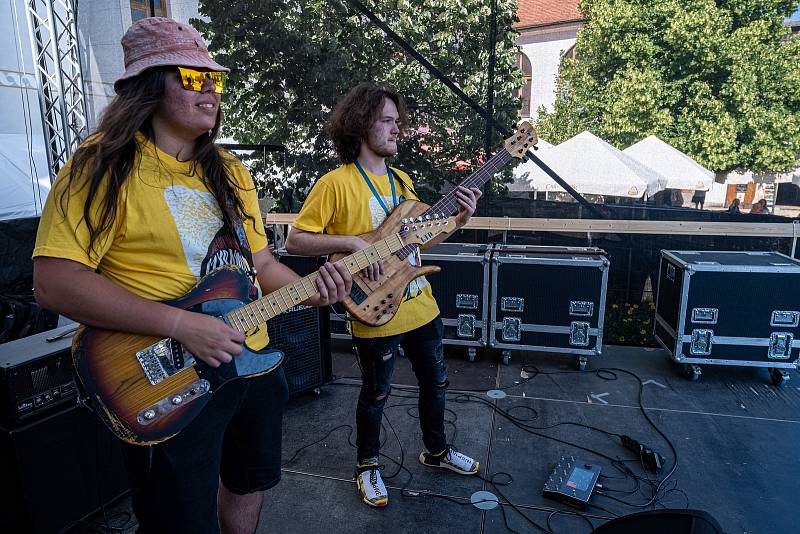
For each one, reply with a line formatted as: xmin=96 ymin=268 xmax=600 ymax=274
xmin=120 ymin=367 xmax=289 ymax=534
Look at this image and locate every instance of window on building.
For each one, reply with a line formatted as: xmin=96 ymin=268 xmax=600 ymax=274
xmin=131 ymin=0 xmax=167 ymax=22
xmin=517 ymin=52 xmax=532 ymax=118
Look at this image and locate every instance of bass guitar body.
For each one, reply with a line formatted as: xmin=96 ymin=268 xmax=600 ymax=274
xmin=330 ymin=199 xmax=440 ymax=327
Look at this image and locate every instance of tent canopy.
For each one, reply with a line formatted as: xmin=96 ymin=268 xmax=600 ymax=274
xmin=519 ymin=131 xmax=667 ymax=198
xmin=0 ymin=134 xmax=50 ymax=221
xmin=623 ymin=135 xmax=713 ymax=191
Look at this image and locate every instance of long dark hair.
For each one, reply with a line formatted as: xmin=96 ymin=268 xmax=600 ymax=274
xmin=59 ymin=67 xmax=252 ymax=260
xmin=326 ymin=82 xmax=408 ymax=164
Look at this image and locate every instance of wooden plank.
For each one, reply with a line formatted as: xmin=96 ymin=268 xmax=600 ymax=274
xmin=265 ymin=214 xmax=798 ymax=238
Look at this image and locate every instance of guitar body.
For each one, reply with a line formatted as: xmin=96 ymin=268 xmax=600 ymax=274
xmin=72 ymin=266 xmax=283 ymax=445
xmin=331 ymin=199 xmax=442 ymax=327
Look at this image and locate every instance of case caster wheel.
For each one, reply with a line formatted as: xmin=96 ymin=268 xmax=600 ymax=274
xmin=467 ymin=347 xmax=477 ymax=363
xmin=501 ymin=350 xmax=511 ymax=366
xmin=683 ymin=364 xmax=701 ymax=381
xmin=769 ymin=368 xmax=790 ymax=387
xmin=576 ymin=356 xmax=588 ymax=372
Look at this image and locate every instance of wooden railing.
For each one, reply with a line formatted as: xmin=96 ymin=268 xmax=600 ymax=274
xmin=265 ymin=214 xmax=800 ymax=253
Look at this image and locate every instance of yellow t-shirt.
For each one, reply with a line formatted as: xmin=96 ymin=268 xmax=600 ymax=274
xmin=293 ymin=163 xmax=439 ymax=338
xmin=33 ymin=133 xmax=268 ymax=304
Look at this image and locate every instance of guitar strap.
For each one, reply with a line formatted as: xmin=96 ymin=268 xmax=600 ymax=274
xmin=230 ymin=214 xmax=258 ymax=285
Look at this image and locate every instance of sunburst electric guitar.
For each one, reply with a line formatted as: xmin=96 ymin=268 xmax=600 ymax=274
xmin=332 ymin=121 xmax=537 ymax=326
xmin=72 ymin=217 xmax=457 ymax=445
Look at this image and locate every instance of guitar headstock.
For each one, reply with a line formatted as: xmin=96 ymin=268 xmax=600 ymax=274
xmin=399 ymin=215 xmax=457 ymax=246
xmin=504 ymin=122 xmax=538 ymax=159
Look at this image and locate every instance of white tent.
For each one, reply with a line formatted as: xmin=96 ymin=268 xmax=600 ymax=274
xmin=0 ymin=134 xmax=50 ymax=221
xmin=508 ymin=139 xmax=553 ymax=192
xmin=623 ymin=135 xmax=713 ymax=191
xmin=524 ymin=131 xmax=667 ymax=198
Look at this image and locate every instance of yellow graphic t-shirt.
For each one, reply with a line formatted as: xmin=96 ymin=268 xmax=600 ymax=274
xmin=293 ymin=163 xmax=439 ymax=338
xmin=33 ymin=133 xmax=268 ymax=305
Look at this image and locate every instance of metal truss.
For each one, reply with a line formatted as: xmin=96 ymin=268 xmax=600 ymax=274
xmin=25 ymin=0 xmax=88 ymax=181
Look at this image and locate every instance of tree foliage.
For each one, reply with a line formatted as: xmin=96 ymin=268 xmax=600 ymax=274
xmin=194 ymin=0 xmax=522 ymax=209
xmin=535 ymin=0 xmax=800 ymax=173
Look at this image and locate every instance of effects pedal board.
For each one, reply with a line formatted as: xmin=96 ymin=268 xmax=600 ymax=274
xmin=542 ymin=455 xmax=601 ymax=509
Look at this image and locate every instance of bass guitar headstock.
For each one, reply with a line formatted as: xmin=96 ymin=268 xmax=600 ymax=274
xmin=399 ymin=215 xmax=457 ymax=246
xmin=504 ymin=121 xmax=538 ymax=159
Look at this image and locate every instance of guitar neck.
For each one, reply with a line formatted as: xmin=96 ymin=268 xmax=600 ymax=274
xmin=226 ymin=233 xmax=405 ymax=333
xmin=426 ymin=148 xmax=513 ymax=217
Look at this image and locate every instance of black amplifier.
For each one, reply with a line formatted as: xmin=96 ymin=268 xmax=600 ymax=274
xmin=0 ymin=324 xmax=78 ymax=426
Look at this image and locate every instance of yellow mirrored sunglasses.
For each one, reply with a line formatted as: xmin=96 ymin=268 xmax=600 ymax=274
xmin=177 ymin=67 xmax=226 ymax=94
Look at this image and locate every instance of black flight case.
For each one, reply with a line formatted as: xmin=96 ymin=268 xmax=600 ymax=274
xmin=420 ymin=243 xmax=492 ymax=361
xmin=654 ymin=250 xmax=800 ymax=386
xmin=489 ymin=245 xmax=609 ymax=369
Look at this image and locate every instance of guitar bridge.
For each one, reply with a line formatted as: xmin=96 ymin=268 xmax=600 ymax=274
xmin=136 ymin=338 xmax=196 ymax=385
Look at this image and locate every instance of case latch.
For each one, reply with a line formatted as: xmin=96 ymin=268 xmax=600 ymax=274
xmin=456 ymin=294 xmax=478 ymax=309
xmin=771 ymin=311 xmax=799 ymax=328
xmin=768 ymin=332 xmax=793 ymax=359
xmin=570 ymin=321 xmax=590 ymax=346
xmin=690 ymin=329 xmax=713 ymax=356
xmin=502 ymin=317 xmax=521 ymax=341
xmin=501 ymin=297 xmax=524 ymax=313
xmin=457 ymin=314 xmax=476 ymax=338
xmin=691 ymin=308 xmax=718 ymax=324
xmin=569 ymin=301 xmax=594 ymax=317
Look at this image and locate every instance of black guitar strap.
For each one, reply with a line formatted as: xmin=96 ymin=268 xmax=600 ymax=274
xmin=230 ymin=215 xmax=258 ymax=285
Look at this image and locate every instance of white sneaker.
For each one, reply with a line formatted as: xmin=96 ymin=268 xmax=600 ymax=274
xmin=419 ymin=446 xmax=480 ymax=475
xmin=355 ymin=458 xmax=388 ymax=507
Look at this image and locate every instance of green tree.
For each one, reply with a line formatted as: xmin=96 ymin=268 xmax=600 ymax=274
xmin=194 ymin=0 xmax=522 ymax=209
xmin=535 ymin=0 xmax=800 ymax=173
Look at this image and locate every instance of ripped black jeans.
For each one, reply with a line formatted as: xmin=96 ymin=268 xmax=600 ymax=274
xmin=353 ymin=316 xmax=448 ymax=462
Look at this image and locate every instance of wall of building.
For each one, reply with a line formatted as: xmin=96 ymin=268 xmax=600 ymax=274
xmin=517 ymin=23 xmax=579 ymax=121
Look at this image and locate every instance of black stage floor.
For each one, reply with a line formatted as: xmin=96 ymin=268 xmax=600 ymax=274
xmin=74 ymin=343 xmax=800 ymax=534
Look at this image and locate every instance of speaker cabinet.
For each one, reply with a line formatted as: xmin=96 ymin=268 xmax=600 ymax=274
xmin=271 ymin=250 xmax=332 ymax=395
xmin=0 ymin=404 xmax=130 ymax=534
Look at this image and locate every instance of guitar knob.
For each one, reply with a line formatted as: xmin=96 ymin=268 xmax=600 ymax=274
xmin=411 ymin=225 xmax=417 ymax=230
xmin=401 ymin=218 xmax=408 ymax=223
xmin=416 ymin=216 xmax=424 ymax=222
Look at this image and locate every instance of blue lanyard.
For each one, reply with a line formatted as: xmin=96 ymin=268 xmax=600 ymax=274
xmin=355 ymin=160 xmax=397 ymax=216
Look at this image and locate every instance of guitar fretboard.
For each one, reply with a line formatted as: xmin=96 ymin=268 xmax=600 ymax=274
xmin=225 ymin=233 xmax=404 ymax=333
xmin=395 ymin=147 xmax=513 ymax=259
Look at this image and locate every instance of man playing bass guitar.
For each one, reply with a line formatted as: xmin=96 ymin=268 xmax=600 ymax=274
xmin=32 ymin=17 xmax=351 ymax=534
xmin=286 ymin=83 xmax=482 ymax=508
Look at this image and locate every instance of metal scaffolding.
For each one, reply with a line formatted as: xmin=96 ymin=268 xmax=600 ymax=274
xmin=25 ymin=0 xmax=88 ymax=182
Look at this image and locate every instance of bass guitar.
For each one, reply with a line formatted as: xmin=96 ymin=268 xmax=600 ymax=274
xmin=72 ymin=217 xmax=456 ymax=445
xmin=331 ymin=121 xmax=537 ymax=326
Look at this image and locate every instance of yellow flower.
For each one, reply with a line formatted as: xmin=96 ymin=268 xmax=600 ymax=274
xmin=612 ymin=304 xmax=618 ymax=309
xmin=649 ymin=302 xmax=656 ymax=310
xmin=619 ymin=336 xmax=625 ymax=342
xmin=640 ymin=329 xmax=646 ymax=335
xmin=644 ymin=319 xmax=651 ymax=325
xmin=633 ymin=304 xmax=639 ymax=309
xmin=627 ymin=308 xmax=634 ymax=315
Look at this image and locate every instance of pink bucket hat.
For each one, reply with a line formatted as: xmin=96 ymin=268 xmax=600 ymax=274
xmin=114 ymin=17 xmax=229 ymax=91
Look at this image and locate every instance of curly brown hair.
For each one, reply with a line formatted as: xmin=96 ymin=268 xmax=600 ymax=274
xmin=326 ymin=82 xmax=408 ymax=164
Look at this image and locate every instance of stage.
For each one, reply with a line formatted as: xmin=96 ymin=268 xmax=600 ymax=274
xmin=73 ymin=343 xmax=800 ymax=534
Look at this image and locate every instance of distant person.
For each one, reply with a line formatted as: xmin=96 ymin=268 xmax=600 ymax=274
xmin=727 ymin=198 xmax=742 ymax=213
xmin=691 ymin=189 xmax=706 ymax=209
xmin=750 ymin=199 xmax=768 ymax=214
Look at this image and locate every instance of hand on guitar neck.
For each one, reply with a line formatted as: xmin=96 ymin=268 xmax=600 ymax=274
xmin=453 ymin=185 xmax=483 ymax=229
